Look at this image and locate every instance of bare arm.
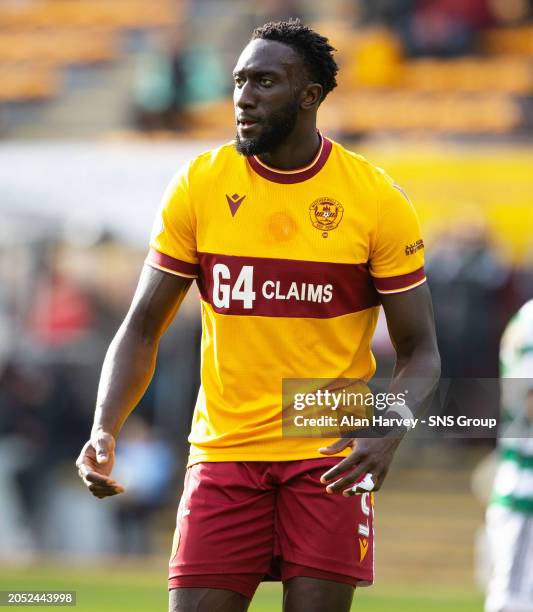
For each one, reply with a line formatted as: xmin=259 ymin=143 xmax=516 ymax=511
xmin=320 ymin=283 xmax=441 ymax=494
xmin=381 ymin=282 xmax=441 ymax=408
xmin=76 ymin=265 xmax=192 ymax=498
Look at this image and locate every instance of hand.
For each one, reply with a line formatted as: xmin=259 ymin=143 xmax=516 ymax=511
xmin=76 ymin=430 xmax=125 ymax=499
xmin=318 ymin=437 xmax=401 ymax=496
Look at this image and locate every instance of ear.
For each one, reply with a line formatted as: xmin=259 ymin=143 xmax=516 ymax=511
xmin=300 ymin=83 xmax=323 ymax=110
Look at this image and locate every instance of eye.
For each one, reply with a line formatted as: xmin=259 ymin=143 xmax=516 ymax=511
xmin=233 ymin=76 xmax=244 ymax=88
xmin=260 ymin=78 xmax=273 ymax=88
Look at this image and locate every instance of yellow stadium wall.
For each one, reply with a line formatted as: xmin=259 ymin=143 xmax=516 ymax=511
xmin=355 ymin=144 xmax=533 ymax=265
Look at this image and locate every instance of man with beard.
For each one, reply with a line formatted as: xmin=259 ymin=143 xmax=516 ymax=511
xmin=76 ymin=19 xmax=440 ymax=612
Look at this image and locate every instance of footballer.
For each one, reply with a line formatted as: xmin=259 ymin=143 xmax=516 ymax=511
xmin=485 ymin=300 xmax=533 ymax=612
xmin=76 ymin=20 xmax=441 ymax=612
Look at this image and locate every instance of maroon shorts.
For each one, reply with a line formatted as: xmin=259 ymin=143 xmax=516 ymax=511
xmin=168 ymin=458 xmax=375 ymax=599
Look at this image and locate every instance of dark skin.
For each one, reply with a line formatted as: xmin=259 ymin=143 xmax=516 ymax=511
xmin=77 ymin=38 xmax=440 ymax=612
xmin=234 ymin=38 xmax=322 ymax=168
xmin=319 ymin=282 xmax=440 ymax=496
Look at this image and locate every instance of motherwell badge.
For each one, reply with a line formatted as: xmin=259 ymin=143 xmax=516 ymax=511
xmin=309 ymin=197 xmax=343 ymax=237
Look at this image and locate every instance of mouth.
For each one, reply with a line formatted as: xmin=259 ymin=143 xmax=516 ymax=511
xmin=237 ymin=117 xmax=260 ymax=131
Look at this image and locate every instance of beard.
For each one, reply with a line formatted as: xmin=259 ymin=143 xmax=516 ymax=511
xmin=235 ymin=99 xmax=299 ymax=156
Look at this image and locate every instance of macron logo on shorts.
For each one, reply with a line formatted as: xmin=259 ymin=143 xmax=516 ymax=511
xmin=359 ymin=537 xmax=369 ymax=562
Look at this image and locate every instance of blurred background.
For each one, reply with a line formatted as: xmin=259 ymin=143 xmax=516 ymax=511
xmin=1 ymin=0 xmax=533 ymax=610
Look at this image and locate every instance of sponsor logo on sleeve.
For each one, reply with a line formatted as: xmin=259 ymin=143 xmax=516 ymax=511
xmin=405 ymin=239 xmax=424 ymax=256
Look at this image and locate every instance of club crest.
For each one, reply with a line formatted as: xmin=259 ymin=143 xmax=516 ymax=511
xmin=309 ymin=197 xmax=344 ymax=235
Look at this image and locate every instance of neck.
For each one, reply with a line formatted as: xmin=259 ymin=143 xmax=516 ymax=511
xmin=256 ymin=125 xmax=320 ymax=170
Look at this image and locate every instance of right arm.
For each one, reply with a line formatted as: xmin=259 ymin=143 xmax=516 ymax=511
xmin=76 ymin=265 xmax=192 ymax=499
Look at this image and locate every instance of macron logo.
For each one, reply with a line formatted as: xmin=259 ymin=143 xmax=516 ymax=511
xmin=226 ymin=193 xmax=246 ymax=217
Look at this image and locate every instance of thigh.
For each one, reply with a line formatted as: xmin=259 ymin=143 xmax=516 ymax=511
xmin=276 ymin=458 xmax=374 ymax=586
xmin=283 ymin=576 xmax=354 ymax=612
xmin=169 ymin=587 xmax=250 ymax=612
xmin=169 ymin=462 xmax=275 ymax=593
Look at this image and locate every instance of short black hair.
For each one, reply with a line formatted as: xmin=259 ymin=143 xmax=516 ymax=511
xmin=251 ymin=19 xmax=338 ymax=103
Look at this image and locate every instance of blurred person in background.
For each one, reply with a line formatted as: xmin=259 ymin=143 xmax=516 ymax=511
xmin=0 ymin=363 xmax=45 ymax=559
xmin=132 ymin=30 xmax=189 ymax=133
xmin=0 ymin=196 xmax=201 ymax=556
xmin=487 ymin=0 xmax=532 ymax=26
xmin=407 ymin=0 xmax=493 ymax=56
xmin=113 ymin=416 xmax=174 ymax=555
xmin=361 ymin=0 xmax=493 ymax=56
xmin=359 ymin=0 xmax=416 ymax=27
xmin=76 ymin=18 xmax=440 ymax=612
xmin=426 ymin=220 xmax=511 ymax=379
xmin=0 ymin=358 xmax=92 ymax=554
xmin=0 ymin=242 xmax=97 ymax=554
xmin=484 ymin=300 xmax=533 ymax=612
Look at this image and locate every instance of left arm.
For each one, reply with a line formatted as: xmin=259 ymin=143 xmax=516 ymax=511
xmin=319 ymin=283 xmax=441 ymax=495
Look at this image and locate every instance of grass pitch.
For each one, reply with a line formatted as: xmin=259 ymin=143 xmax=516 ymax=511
xmin=0 ymin=563 xmax=482 ymax=611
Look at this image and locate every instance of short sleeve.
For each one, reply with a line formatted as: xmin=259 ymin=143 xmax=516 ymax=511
xmin=370 ymin=172 xmax=426 ymax=294
xmin=145 ymin=163 xmax=199 ymax=279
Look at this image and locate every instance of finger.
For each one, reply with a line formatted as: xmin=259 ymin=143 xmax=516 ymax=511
xmin=78 ymin=464 xmax=100 ymax=481
xmin=320 ymin=452 xmax=364 ymax=484
xmin=78 ymin=467 xmax=123 ymax=493
xmin=88 ymin=483 xmax=113 ymax=495
xmin=318 ymin=438 xmax=353 ymax=456
xmin=75 ymin=441 xmax=94 ymax=468
xmin=79 ymin=467 xmax=118 ymax=487
xmin=77 ymin=464 xmax=92 ymax=479
xmin=82 ymin=470 xmax=116 ymax=484
xmin=89 ymin=484 xmax=124 ymax=496
xmin=343 ymin=472 xmax=378 ymax=497
xmin=94 ymin=432 xmax=115 ymax=464
xmin=88 ymin=480 xmax=124 ymax=494
xmin=89 ymin=484 xmax=124 ymax=498
xmin=84 ymin=474 xmax=119 ymax=488
xmin=326 ymin=463 xmax=370 ymax=494
xmin=82 ymin=475 xmax=116 ymax=491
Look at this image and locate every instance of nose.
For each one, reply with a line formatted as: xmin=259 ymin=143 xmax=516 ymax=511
xmin=234 ymin=80 xmax=257 ymax=110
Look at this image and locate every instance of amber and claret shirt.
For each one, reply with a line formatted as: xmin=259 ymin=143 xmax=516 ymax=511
xmin=146 ymin=135 xmax=426 ymax=466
